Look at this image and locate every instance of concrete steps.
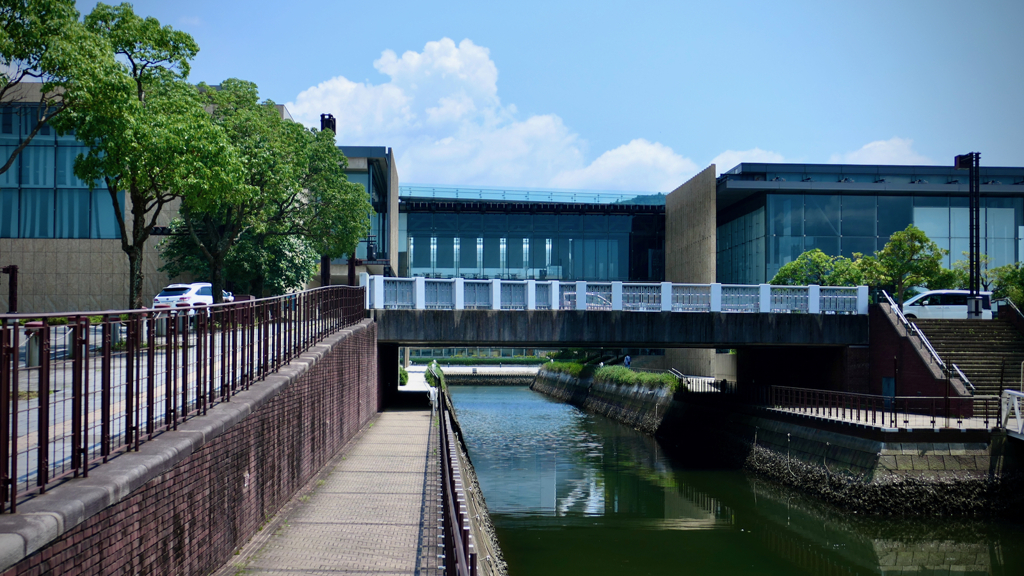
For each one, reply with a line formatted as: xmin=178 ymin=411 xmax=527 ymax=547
xmin=912 ymin=319 xmax=1024 ymax=399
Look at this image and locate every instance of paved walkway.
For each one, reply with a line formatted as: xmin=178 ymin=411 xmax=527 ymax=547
xmin=217 ymin=408 xmax=439 ymax=575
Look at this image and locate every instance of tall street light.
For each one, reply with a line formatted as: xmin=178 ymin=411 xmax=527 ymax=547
xmin=955 ymin=152 xmax=982 ymax=318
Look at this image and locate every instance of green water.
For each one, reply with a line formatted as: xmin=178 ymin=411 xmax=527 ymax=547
xmin=449 ymin=386 xmax=1024 ymax=576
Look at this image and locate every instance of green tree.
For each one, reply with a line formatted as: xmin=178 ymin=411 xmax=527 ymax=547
xmin=53 ymin=3 xmax=239 ymax=308
xmin=991 ymin=262 xmax=1024 ymax=305
xmin=858 ymin=224 xmax=947 ymax=306
xmin=769 ymin=249 xmax=864 ymax=286
xmin=0 ymin=0 xmax=111 ymax=174
xmin=158 ymin=222 xmax=319 ymax=297
xmin=177 ymin=78 xmax=371 ymax=303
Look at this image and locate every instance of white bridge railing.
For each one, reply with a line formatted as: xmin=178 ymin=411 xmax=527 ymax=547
xmin=362 ymin=275 xmax=869 ymax=315
xmin=1002 ymin=390 xmax=1024 ymax=437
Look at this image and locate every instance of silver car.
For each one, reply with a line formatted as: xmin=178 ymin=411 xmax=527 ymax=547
xmin=153 ymin=283 xmax=234 ymax=314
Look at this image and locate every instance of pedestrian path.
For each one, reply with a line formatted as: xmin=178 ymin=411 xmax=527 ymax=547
xmin=216 ymin=408 xmax=439 ymax=575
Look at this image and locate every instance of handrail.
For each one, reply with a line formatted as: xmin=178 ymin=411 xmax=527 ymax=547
xmin=952 ymin=363 xmax=976 ymax=393
xmin=0 ymin=285 xmax=365 ymax=513
xmin=882 ymin=290 xmax=911 ymax=328
xmin=439 ymin=388 xmax=478 ymax=576
xmin=883 ymin=290 xmax=949 ymax=374
xmin=910 ymin=322 xmax=947 ymax=371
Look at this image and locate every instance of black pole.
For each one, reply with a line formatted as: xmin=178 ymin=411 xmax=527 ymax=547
xmin=1 ymin=265 xmax=16 ymax=313
xmin=318 ymin=113 xmax=338 ymax=288
xmin=956 ymin=152 xmax=982 ymax=318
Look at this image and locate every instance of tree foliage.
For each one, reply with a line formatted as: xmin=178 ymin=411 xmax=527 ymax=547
xmin=991 ymin=262 xmax=1024 ymax=305
xmin=53 ymin=3 xmax=238 ymax=308
xmin=175 ymin=78 xmax=371 ymax=303
xmin=857 ymin=224 xmax=947 ymax=306
xmin=0 ymin=0 xmax=111 ymax=174
xmin=158 ymin=221 xmax=319 ymax=297
xmin=769 ymin=249 xmax=863 ymax=286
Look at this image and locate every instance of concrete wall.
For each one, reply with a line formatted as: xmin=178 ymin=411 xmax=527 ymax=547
xmin=1 ymin=320 xmax=379 ymax=575
xmin=0 ymin=196 xmax=181 ymax=313
xmin=665 ymin=165 xmax=717 ymax=377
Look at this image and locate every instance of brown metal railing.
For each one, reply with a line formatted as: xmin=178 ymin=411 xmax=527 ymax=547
xmin=768 ymin=385 xmax=999 ymax=431
xmin=439 ymin=390 xmax=477 ymax=576
xmin=0 ymin=286 xmax=365 ymax=513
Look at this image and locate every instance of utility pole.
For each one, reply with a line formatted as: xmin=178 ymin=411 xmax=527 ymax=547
xmin=955 ymin=153 xmax=982 ymax=318
xmin=319 ymin=113 xmax=338 ymax=288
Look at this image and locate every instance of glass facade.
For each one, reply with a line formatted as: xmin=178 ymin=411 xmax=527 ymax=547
xmin=0 ymin=105 xmax=123 ymax=239
xmin=724 ymin=190 xmax=1024 ymax=283
xmin=402 ymin=210 xmax=664 ymax=281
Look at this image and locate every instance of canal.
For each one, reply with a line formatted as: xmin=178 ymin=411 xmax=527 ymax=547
xmin=449 ymin=386 xmax=1024 ymax=576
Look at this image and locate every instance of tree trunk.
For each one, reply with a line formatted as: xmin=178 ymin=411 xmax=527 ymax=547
xmin=126 ymin=246 xmax=144 ymax=309
xmin=210 ymin=256 xmax=227 ymax=305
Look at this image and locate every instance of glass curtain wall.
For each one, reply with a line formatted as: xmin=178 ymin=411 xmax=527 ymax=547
xmin=716 ymin=206 xmax=765 ymax=284
xmin=405 ymin=211 xmax=658 ymax=281
xmin=0 ymin=105 xmax=122 ymax=239
xmin=757 ymin=192 xmax=1023 ymax=283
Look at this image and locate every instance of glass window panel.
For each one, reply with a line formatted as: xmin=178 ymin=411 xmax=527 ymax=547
xmin=433 ymin=212 xmax=457 ymax=232
xmin=346 ymin=171 xmax=369 ymax=192
xmin=841 ymin=236 xmax=875 ymax=259
xmin=1 ymin=108 xmax=12 ymax=134
xmin=608 ymin=215 xmax=631 ymax=232
xmin=584 ymin=215 xmax=607 ymax=232
xmin=458 ymin=213 xmax=482 ymax=234
xmin=507 ymin=214 xmax=531 ymax=232
xmin=950 ymin=197 xmax=969 ymax=238
xmin=531 ymin=236 xmax=550 ymax=267
xmin=572 ymin=237 xmax=585 ymax=279
xmin=0 ymin=146 xmax=17 ymax=187
xmin=483 ymin=214 xmax=506 ymax=232
xmin=19 ymin=189 xmax=54 ymax=238
xmin=769 ymin=236 xmax=804 ymax=273
xmin=407 ymin=213 xmax=432 ymax=232
xmin=804 ymin=195 xmax=840 ymax=236
xmin=841 ymin=196 xmax=875 ymax=236
xmin=56 ymin=146 xmax=88 ymax=187
xmin=877 ymin=196 xmax=913 ymax=238
xmin=986 ymin=238 xmax=1015 ymax=269
xmin=932 ymin=237 xmax=951 ymax=268
xmin=950 ymin=237 xmax=970 ymax=266
xmin=533 ymin=214 xmax=557 ymax=232
xmin=986 ymin=198 xmax=1016 ymax=238
xmin=0 ymin=188 xmax=17 ymax=237
xmin=20 ymin=145 xmax=54 ymax=188
xmin=436 ymin=236 xmax=455 ymax=268
xmin=804 ymin=236 xmax=839 ymax=257
xmin=459 ymin=236 xmax=478 ymax=268
xmin=56 ymin=189 xmax=89 ymax=238
xmin=483 ymin=237 xmax=501 ymax=268
xmin=912 ymin=196 xmax=949 ymax=239
xmin=411 ymin=234 xmax=432 ymax=267
xmin=507 ymin=236 xmax=524 ymax=268
xmin=558 ymin=214 xmax=582 ymax=231
xmin=553 ymin=237 xmax=572 ymax=278
xmin=90 ymin=190 xmax=122 ymax=239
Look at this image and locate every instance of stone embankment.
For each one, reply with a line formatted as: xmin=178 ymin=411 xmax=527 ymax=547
xmin=530 ymin=367 xmax=1024 ymax=516
xmin=443 ymin=366 xmax=539 ymax=387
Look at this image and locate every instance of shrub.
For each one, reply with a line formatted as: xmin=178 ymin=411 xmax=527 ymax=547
xmin=424 ymin=362 xmax=446 ymax=388
xmin=541 ymin=362 xmax=680 ymax=392
xmin=399 ymin=366 xmax=409 ymax=386
xmin=411 ymin=356 xmax=548 ymax=366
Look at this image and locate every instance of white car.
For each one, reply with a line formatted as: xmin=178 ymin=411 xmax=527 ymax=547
xmin=153 ymin=283 xmax=234 ymax=311
xmin=902 ymin=289 xmax=992 ymax=319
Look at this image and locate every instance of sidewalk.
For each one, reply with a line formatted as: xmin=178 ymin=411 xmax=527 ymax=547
xmin=217 ymin=408 xmax=439 ymax=575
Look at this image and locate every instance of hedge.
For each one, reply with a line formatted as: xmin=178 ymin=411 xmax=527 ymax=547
xmin=411 ymin=357 xmax=549 ymax=366
xmin=541 ymin=362 xmax=681 ymax=392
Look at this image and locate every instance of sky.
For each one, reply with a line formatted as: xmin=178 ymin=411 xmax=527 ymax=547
xmin=77 ymin=0 xmax=1024 ymax=193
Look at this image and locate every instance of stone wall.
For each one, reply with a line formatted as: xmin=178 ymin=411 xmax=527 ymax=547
xmin=0 ymin=320 xmax=379 ymax=575
xmin=530 ymin=367 xmax=1024 ymax=516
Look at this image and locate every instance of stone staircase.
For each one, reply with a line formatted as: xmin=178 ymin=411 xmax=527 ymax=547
xmin=912 ymin=319 xmax=1024 ymax=400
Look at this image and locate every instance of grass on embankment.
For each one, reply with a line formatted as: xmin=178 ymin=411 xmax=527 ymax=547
xmin=540 ymin=362 xmax=682 ymax=393
xmin=424 ymin=362 xmax=446 ymax=388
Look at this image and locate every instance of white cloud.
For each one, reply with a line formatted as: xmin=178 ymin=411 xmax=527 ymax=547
xmin=709 ymin=148 xmax=786 ymax=175
xmin=287 ymin=38 xmax=694 ymax=192
xmin=829 ymin=137 xmax=932 ymax=165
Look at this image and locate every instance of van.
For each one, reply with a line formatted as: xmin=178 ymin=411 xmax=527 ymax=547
xmin=901 ymin=289 xmax=992 ymax=319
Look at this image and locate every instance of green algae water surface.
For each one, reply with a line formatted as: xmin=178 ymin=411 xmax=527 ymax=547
xmin=449 ymin=386 xmax=1024 ymax=576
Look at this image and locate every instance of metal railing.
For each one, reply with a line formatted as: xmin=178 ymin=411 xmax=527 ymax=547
xmin=365 ymin=276 xmax=871 ymax=315
xmin=882 ymin=291 xmax=950 ymax=374
xmin=768 ymin=385 xmax=998 ymax=431
xmin=0 ymin=286 xmax=365 ymax=513
xmin=439 ymin=390 xmax=478 ymax=576
xmin=1001 ymin=390 xmax=1024 ymax=436
xmin=953 ymin=364 xmax=976 ymax=393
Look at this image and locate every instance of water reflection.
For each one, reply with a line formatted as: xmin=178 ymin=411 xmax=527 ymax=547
xmin=450 ymin=386 xmax=1024 ymax=576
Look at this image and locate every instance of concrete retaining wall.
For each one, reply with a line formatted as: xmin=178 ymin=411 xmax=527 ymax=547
xmin=530 ymin=367 xmax=1024 ymax=516
xmin=0 ymin=320 xmax=379 ymax=575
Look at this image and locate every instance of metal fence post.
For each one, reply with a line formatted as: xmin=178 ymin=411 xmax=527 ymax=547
xmin=857 ymin=286 xmax=869 ymax=315
xmin=710 ymin=283 xmax=723 ymax=312
xmin=759 ymin=284 xmax=771 ymax=313
xmin=526 ymin=280 xmax=536 ymax=310
xmin=612 ymin=282 xmax=623 ymax=311
xmin=808 ymin=285 xmax=821 ymax=314
xmin=575 ymin=281 xmax=587 ymax=311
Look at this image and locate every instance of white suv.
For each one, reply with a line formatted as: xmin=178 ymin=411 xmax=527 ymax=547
xmin=902 ymin=289 xmax=992 ymax=319
xmin=153 ymin=283 xmax=234 ymax=310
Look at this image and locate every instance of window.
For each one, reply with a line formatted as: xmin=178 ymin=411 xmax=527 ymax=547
xmin=56 ymin=189 xmax=90 ymax=238
xmin=0 ymin=189 xmax=17 ymax=237
xmin=20 ymin=189 xmax=54 ymax=238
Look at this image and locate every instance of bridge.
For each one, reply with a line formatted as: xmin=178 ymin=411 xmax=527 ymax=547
xmin=365 ymin=275 xmax=871 ymax=347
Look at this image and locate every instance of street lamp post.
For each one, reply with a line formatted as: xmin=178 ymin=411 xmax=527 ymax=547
xmin=955 ymin=152 xmax=982 ymax=319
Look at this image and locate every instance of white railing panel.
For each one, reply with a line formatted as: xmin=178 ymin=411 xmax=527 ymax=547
xmin=464 ymin=280 xmax=492 ymax=309
xmin=536 ymin=283 xmax=552 ymax=310
xmin=770 ymin=286 xmax=809 ymax=313
xmin=721 ymin=285 xmax=760 ymax=313
xmin=501 ymin=282 xmax=527 ymax=310
xmin=821 ymin=287 xmax=859 ymax=314
xmin=424 ymin=279 xmax=455 ymax=309
xmin=1002 ymin=390 xmax=1024 ymax=435
xmin=587 ymin=283 xmax=613 ymax=310
xmin=559 ymin=284 xmax=577 ymax=310
xmin=384 ymin=278 xmax=415 ymax=309
xmin=670 ymin=284 xmax=710 ymax=312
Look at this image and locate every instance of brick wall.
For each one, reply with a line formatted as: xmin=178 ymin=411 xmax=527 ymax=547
xmin=2 ymin=320 xmax=378 ymax=576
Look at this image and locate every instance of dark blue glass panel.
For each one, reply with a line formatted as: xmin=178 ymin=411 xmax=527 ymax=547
xmin=90 ymin=190 xmax=122 ymax=239
xmin=877 ymin=196 xmax=913 ymax=238
xmin=436 ymin=236 xmax=455 ymax=268
xmin=841 ymin=236 xmax=875 ymax=259
xmin=433 ymin=212 xmax=457 ymax=231
xmin=804 ymin=236 xmax=839 ymax=257
xmin=0 ymin=188 xmax=17 ymax=237
xmin=407 ymin=212 xmax=432 ymax=232
xmin=805 ymin=195 xmax=840 ymax=236
xmin=19 ymin=189 xmax=54 ymax=237
xmin=841 ymin=196 xmax=875 ymax=236
xmin=56 ymin=188 xmax=89 ymax=238
xmin=768 ymin=194 xmax=803 ymax=237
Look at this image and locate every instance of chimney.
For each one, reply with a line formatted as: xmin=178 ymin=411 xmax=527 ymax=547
xmin=320 ymin=113 xmax=336 ymax=134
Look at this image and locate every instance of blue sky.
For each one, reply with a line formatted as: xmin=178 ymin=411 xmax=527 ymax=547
xmin=78 ymin=1 xmax=1024 ymax=192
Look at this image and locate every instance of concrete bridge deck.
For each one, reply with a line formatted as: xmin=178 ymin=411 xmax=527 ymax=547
xmin=216 ymin=408 xmax=439 ymax=576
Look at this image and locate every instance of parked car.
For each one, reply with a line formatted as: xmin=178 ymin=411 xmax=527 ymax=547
xmin=902 ymin=289 xmax=992 ymax=319
xmin=153 ymin=283 xmax=234 ymax=313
